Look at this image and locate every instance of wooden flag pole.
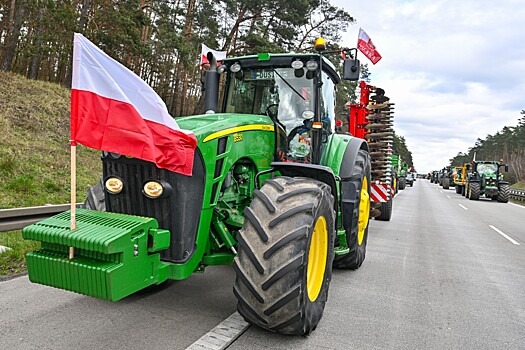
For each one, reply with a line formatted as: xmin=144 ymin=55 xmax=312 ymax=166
xmin=69 ymin=142 xmax=77 ymax=259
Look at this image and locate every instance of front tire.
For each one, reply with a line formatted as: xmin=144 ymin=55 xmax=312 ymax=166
xmin=469 ymin=182 xmax=480 ymax=200
xmin=334 ymin=150 xmax=371 ymax=269
xmin=497 ymin=184 xmax=510 ymax=203
xmin=233 ymin=177 xmax=335 ymax=335
xmin=442 ymin=178 xmax=450 ymax=189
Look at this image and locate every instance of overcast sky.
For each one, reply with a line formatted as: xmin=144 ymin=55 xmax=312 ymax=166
xmin=332 ymin=0 xmax=525 ymax=173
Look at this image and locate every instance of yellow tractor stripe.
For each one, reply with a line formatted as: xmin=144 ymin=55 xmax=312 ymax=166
xmin=203 ymin=124 xmax=275 ymax=142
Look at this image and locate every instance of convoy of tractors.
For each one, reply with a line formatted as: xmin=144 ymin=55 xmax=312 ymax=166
xmin=430 ymin=160 xmax=510 ymax=202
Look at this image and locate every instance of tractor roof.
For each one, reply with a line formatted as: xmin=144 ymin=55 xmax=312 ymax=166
xmin=222 ymin=53 xmax=341 ymax=84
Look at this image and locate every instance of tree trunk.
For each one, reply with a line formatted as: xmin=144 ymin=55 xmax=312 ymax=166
xmin=29 ymin=6 xmax=46 ymax=80
xmin=78 ymin=0 xmax=92 ymax=32
xmin=174 ymin=0 xmax=196 ymax=116
xmin=2 ymin=0 xmax=24 ymax=72
xmin=221 ymin=6 xmax=248 ymax=52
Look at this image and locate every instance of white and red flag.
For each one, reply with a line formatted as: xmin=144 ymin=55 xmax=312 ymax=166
xmin=200 ymin=43 xmax=227 ymax=66
xmin=357 ymin=28 xmax=382 ymax=65
xmin=71 ymin=33 xmax=197 ymax=176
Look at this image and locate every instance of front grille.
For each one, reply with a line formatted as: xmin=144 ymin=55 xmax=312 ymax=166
xmin=102 ymin=151 xmax=205 ymax=263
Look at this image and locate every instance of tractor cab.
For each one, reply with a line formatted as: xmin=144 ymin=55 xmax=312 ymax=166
xmin=217 ymin=50 xmax=358 ymax=164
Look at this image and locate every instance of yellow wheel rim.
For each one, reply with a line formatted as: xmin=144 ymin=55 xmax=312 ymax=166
xmin=307 ymin=216 xmax=328 ymax=302
xmin=357 ymin=177 xmax=370 ymax=246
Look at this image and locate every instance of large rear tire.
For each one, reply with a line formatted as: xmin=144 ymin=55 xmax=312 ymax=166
xmin=233 ymin=177 xmax=335 ymax=335
xmin=469 ymin=182 xmax=480 ymax=200
xmin=497 ymin=184 xmax=510 ymax=203
xmin=399 ymin=178 xmax=406 ymax=190
xmin=333 ymin=150 xmax=371 ymax=269
xmin=442 ymin=178 xmax=450 ymax=189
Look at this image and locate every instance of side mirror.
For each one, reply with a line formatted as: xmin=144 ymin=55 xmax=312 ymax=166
xmin=343 ymin=59 xmax=360 ymax=81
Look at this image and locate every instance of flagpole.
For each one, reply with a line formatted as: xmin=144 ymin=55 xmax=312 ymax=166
xmin=69 ymin=141 xmax=77 ymax=259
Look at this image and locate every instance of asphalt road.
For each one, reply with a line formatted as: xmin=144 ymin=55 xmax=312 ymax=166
xmin=1 ymin=180 xmax=524 ymax=350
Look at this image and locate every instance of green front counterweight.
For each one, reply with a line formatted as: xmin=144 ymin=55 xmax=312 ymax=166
xmin=22 ymin=209 xmax=170 ymax=301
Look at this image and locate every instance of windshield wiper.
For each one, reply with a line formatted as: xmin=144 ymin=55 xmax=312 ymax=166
xmin=271 ymin=68 xmax=306 ymax=101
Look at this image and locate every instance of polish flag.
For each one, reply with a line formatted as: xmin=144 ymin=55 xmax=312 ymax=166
xmin=71 ymin=33 xmax=197 ymax=176
xmin=357 ymin=28 xmax=382 ymax=65
xmin=200 ymin=43 xmax=227 ymax=66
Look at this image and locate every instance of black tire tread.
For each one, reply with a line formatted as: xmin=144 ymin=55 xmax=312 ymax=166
xmin=497 ymin=184 xmax=510 ymax=203
xmin=376 ymin=198 xmax=393 ymax=221
xmin=469 ymin=182 xmax=480 ymax=200
xmin=233 ymin=177 xmax=335 ymax=335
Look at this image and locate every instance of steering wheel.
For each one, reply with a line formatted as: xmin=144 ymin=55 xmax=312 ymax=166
xmin=287 ymin=125 xmax=305 ymax=143
xmin=265 ymin=104 xmax=279 ymax=120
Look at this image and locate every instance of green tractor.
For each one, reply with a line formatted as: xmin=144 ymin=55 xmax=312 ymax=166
xmin=439 ymin=166 xmax=454 ymax=189
xmin=466 ymin=161 xmax=510 ymax=202
xmin=391 ymin=154 xmax=406 ymax=190
xmin=22 ymin=43 xmax=371 ymax=335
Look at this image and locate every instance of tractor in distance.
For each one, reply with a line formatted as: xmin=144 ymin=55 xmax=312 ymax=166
xmin=439 ymin=166 xmax=454 ymax=189
xmin=430 ymin=170 xmax=439 ymax=184
xmin=22 ymin=39 xmax=371 ymax=335
xmin=465 ymin=160 xmax=510 ymax=202
xmin=454 ymin=163 xmax=471 ymax=195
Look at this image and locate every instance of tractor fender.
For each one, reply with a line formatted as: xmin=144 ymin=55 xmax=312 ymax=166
xmin=270 ymin=162 xmax=338 ymax=214
xmin=337 ymin=137 xmax=369 ymax=232
xmin=338 ymin=137 xmax=369 ymax=180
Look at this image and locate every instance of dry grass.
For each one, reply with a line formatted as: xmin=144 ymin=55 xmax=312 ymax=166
xmin=0 ymin=71 xmax=100 ymax=209
xmin=0 ymin=72 xmax=101 ymax=275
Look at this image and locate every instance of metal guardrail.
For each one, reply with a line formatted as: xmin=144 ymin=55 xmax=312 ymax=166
xmin=510 ymin=188 xmax=525 ymax=201
xmin=0 ymin=204 xmax=81 ymax=232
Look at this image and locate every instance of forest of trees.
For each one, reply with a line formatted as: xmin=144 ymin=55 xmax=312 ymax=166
xmin=450 ymin=111 xmax=525 ymax=184
xmin=1 ymin=0 xmax=420 ymax=170
xmin=393 ymin=132 xmax=413 ymax=169
xmin=0 ymin=0 xmax=359 ymax=116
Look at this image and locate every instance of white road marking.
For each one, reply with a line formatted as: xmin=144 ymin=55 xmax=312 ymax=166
xmin=440 ymin=190 xmax=443 ymax=193
xmin=509 ymin=203 xmax=524 ymax=209
xmin=458 ymin=204 xmax=468 ymax=210
xmin=446 ymin=195 xmax=451 ymax=199
xmin=185 ymin=312 xmax=249 ymax=350
xmin=489 ymin=225 xmax=520 ymax=245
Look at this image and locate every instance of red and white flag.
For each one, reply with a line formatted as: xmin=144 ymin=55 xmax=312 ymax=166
xmin=200 ymin=43 xmax=227 ymax=66
xmin=71 ymin=33 xmax=197 ymax=176
xmin=357 ymin=28 xmax=382 ymax=65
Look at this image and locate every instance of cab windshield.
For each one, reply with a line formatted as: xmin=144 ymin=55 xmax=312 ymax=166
xmin=224 ymin=67 xmax=314 ymax=134
xmin=477 ymin=163 xmax=497 ymax=175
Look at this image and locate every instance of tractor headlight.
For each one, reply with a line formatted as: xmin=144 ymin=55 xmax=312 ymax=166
xmin=105 ymin=177 xmax=123 ymax=194
xmin=306 ymin=60 xmax=318 ymax=71
xmin=230 ymin=63 xmax=242 ymax=73
xmin=143 ymin=181 xmax=164 ymax=198
xmin=291 ymin=60 xmax=304 ymax=69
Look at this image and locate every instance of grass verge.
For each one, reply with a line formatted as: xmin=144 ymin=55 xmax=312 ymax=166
xmin=0 ymin=230 xmax=40 ymax=276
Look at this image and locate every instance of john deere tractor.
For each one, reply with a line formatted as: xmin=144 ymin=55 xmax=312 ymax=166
xmin=440 ymin=166 xmax=454 ymax=189
xmin=465 ymin=161 xmax=510 ymax=202
xmin=22 ymin=41 xmax=371 ymax=335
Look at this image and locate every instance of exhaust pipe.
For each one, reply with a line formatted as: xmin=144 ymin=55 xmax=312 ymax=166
xmin=204 ymin=52 xmax=219 ymax=114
